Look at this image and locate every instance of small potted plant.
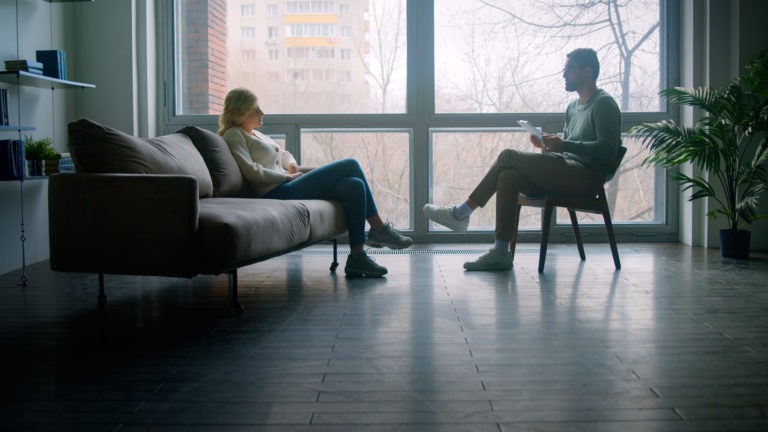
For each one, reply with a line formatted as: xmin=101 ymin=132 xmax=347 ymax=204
xmin=631 ymin=50 xmax=768 ymax=259
xmin=24 ymin=136 xmax=56 ymax=177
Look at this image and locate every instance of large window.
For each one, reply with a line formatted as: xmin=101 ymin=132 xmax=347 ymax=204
xmin=167 ymin=0 xmax=677 ymax=240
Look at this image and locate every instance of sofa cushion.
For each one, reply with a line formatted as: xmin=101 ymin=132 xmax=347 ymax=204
xmin=196 ymin=198 xmax=312 ymax=274
xmin=68 ymin=119 xmax=214 ymax=198
xmin=300 ymin=199 xmax=347 ymax=243
xmin=177 ymin=125 xmax=246 ymax=197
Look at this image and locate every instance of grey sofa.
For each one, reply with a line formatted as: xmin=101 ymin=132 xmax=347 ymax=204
xmin=48 ymin=119 xmax=346 ymax=312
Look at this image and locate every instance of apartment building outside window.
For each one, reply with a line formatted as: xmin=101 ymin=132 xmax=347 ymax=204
xmin=285 ymin=47 xmax=335 ymax=59
xmin=241 ymin=4 xmax=254 ymax=16
xmin=287 ymin=23 xmax=336 ymax=38
xmin=286 ymin=1 xmax=336 ymax=14
xmin=242 ymin=49 xmax=256 ymax=61
xmin=241 ymin=27 xmax=255 ymax=39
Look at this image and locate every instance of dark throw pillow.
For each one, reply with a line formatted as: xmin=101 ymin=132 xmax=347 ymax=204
xmin=177 ymin=125 xmax=245 ymax=197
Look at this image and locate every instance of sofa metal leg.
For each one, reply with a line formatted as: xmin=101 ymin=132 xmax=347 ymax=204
xmin=330 ymin=239 xmax=339 ymax=273
xmin=229 ymin=269 xmax=244 ymax=314
xmin=97 ymin=273 xmax=107 ymax=310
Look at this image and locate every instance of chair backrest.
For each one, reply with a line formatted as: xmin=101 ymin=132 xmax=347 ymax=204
xmin=603 ymin=145 xmax=627 ymax=183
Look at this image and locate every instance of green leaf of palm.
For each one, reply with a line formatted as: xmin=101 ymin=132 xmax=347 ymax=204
xmin=660 ymin=87 xmax=724 ymax=117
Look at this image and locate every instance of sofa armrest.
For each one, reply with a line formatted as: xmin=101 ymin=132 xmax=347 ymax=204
xmin=49 ymin=173 xmax=200 ymax=278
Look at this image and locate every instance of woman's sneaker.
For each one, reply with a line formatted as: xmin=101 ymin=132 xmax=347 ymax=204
xmin=345 ymin=251 xmax=388 ymax=278
xmin=463 ymin=249 xmax=513 ymax=271
xmin=366 ymin=223 xmax=413 ymax=249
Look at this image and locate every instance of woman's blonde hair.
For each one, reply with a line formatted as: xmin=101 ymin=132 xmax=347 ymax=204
xmin=218 ymin=88 xmax=258 ymax=136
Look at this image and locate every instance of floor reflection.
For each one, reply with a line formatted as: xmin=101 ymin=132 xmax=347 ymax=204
xmin=1 ymin=244 xmax=767 ymax=430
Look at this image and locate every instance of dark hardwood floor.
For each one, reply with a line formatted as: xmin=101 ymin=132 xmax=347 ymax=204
xmin=1 ymin=243 xmax=767 ymax=431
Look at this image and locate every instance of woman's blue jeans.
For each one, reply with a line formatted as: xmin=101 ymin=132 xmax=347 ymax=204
xmin=263 ymin=158 xmax=378 ymax=248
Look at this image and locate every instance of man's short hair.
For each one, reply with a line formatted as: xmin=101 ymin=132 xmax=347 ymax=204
xmin=567 ymin=48 xmax=600 ymax=81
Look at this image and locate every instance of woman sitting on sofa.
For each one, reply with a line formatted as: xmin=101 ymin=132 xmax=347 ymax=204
xmin=219 ymin=87 xmax=411 ymax=278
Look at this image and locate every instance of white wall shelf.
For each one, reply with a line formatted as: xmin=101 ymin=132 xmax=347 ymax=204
xmin=0 ymin=125 xmax=36 ymax=131
xmin=0 ymin=70 xmax=95 ymax=90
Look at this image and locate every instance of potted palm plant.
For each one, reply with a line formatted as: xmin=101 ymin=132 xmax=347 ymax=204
xmin=631 ymin=50 xmax=768 ymax=259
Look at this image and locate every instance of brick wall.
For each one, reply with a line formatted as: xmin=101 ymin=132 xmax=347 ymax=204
xmin=180 ymin=0 xmax=227 ymax=115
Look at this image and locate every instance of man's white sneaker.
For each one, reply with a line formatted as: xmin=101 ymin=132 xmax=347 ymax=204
xmin=423 ymin=204 xmax=469 ymax=232
xmin=463 ymin=249 xmax=513 ymax=271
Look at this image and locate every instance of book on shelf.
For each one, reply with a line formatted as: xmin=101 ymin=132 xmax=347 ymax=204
xmin=0 ymin=89 xmax=8 ymax=126
xmin=36 ymin=50 xmax=67 ymax=80
xmin=4 ymin=59 xmax=44 ymax=70
xmin=0 ymin=139 xmax=24 ymax=180
xmin=4 ymin=66 xmax=44 ymax=75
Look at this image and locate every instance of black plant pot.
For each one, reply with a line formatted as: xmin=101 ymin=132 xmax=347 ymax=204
xmin=26 ymin=160 xmax=43 ymax=177
xmin=720 ymin=229 xmax=751 ymax=259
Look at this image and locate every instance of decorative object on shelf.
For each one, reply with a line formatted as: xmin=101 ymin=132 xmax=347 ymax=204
xmin=36 ymin=50 xmax=67 ymax=80
xmin=44 ymin=154 xmax=62 ymax=175
xmin=631 ymin=49 xmax=768 ymax=260
xmin=24 ymin=135 xmax=56 ymax=177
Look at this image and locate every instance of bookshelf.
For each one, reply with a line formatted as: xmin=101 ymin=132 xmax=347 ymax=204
xmin=1 ymin=0 xmax=96 ymax=285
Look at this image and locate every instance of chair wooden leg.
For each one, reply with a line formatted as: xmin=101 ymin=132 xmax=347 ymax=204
xmin=602 ymin=210 xmax=621 ymax=270
xmin=568 ymin=209 xmax=586 ymax=261
xmin=539 ymin=202 xmax=554 ymax=273
xmin=510 ymin=205 xmax=522 ymax=261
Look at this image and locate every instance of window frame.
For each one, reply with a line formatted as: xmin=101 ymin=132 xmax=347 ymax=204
xmin=161 ymin=0 xmax=679 ymax=243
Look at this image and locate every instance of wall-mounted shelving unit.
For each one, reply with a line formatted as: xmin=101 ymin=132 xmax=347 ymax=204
xmin=1 ymin=0 xmax=95 ymax=285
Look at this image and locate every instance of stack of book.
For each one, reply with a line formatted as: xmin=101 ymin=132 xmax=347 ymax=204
xmin=44 ymin=152 xmax=75 ymax=175
xmin=0 ymin=139 xmax=24 ymax=180
xmin=0 ymin=89 xmax=8 ymax=126
xmin=58 ymin=153 xmax=75 ymax=173
xmin=4 ymin=59 xmax=44 ymax=75
xmin=36 ymin=50 xmax=67 ymax=80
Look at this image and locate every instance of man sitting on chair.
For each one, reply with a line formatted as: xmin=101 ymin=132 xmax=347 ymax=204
xmin=423 ymin=47 xmax=622 ymax=271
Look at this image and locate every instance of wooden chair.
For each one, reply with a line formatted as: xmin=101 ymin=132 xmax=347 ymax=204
xmin=512 ymin=146 xmax=627 ymax=273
